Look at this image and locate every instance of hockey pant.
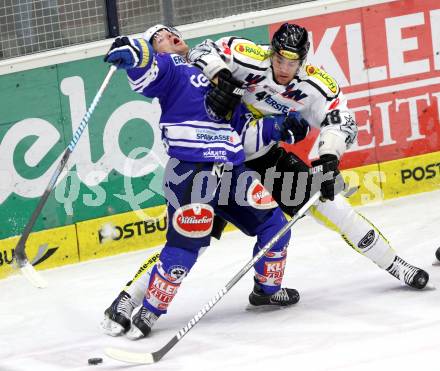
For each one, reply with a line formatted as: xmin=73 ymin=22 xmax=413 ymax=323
xmin=240 ymin=146 xmax=397 ymax=269
xmin=141 ymin=158 xmax=290 ymax=316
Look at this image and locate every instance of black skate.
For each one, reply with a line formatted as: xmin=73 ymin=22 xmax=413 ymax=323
xmin=101 ymin=291 xmax=137 ymax=336
xmin=249 ymin=283 xmax=300 ymax=307
xmin=126 ymin=306 xmax=159 ymax=340
xmin=386 ymin=256 xmax=429 ymax=289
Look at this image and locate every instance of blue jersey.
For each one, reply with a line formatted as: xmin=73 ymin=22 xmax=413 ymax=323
xmin=126 ymin=50 xmax=245 ymax=165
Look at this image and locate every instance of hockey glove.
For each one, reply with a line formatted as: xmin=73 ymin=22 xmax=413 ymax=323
xmin=104 ymin=36 xmax=150 ymax=70
xmin=310 ymin=154 xmax=345 ymax=201
xmin=206 ymin=69 xmax=245 ymax=118
xmin=268 ymin=111 xmax=310 ymax=144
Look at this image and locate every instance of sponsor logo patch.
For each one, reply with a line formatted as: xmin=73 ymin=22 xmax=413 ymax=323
xmin=202 ymin=148 xmax=228 ymax=161
xmin=234 ymin=43 xmax=268 ymax=61
xmin=172 ymin=54 xmax=187 ymax=66
xmin=247 ymin=180 xmax=278 ymax=209
xmin=172 ymin=204 xmax=214 ymax=238
xmin=147 ymin=273 xmax=180 ymax=309
xmin=305 ymin=65 xmax=338 ymax=94
xmin=264 ymin=259 xmax=286 ymax=279
xmin=279 ymin=49 xmax=300 ymax=60
xmin=196 ymin=128 xmax=235 ymax=143
xmin=358 ymin=230 xmax=376 ymax=249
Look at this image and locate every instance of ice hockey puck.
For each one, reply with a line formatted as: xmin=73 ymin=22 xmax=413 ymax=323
xmin=436 ymin=246 xmax=440 ymax=262
xmin=88 ymin=357 xmax=103 ymax=365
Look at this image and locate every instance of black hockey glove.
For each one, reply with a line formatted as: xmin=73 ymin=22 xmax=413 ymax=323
xmin=310 ymin=154 xmax=345 ymax=201
xmin=206 ymin=69 xmax=245 ymax=118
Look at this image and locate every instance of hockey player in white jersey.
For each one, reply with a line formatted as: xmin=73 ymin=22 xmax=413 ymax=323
xmin=189 ymin=22 xmax=429 ymax=289
xmin=101 ymin=24 xmax=429 ymax=339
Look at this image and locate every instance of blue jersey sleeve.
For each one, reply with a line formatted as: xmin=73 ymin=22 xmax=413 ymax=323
xmin=230 ymin=105 xmax=275 ymax=158
xmin=126 ymin=48 xmax=180 ymax=100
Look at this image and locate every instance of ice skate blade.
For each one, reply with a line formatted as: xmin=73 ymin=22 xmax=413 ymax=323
xmin=245 ymin=303 xmax=293 ymax=312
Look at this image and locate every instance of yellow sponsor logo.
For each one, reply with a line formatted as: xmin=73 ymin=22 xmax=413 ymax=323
xmin=305 ymin=65 xmax=338 ymax=94
xmin=234 ymin=43 xmax=268 ymax=61
xmin=76 ymin=204 xmax=168 ymax=261
xmin=279 ymin=50 xmax=300 ymax=60
xmin=380 ymin=151 xmax=440 ymax=199
xmin=339 ymin=151 xmax=440 ymax=207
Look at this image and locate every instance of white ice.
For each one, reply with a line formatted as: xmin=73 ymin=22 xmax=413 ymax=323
xmin=1 ymin=190 xmax=440 ymax=371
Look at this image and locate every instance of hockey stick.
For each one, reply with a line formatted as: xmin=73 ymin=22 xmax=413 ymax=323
xmin=13 ymin=65 xmax=118 ymax=288
xmin=105 ymin=191 xmax=321 ymax=365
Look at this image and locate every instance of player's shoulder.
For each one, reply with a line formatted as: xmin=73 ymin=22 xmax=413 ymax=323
xmin=296 ymin=64 xmax=340 ymax=100
xmin=224 ymin=37 xmax=271 ymax=70
xmin=156 ymin=52 xmax=188 ymax=67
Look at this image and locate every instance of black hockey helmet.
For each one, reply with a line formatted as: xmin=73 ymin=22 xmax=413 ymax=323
xmin=271 ymin=23 xmax=310 ymax=61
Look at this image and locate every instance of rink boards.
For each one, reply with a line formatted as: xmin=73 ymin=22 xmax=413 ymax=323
xmin=1 ymin=0 xmax=439 ymax=278
xmin=1 ymin=150 xmax=438 ymax=279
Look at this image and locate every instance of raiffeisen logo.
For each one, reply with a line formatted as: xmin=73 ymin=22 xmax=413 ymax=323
xmin=235 ymin=43 xmax=268 ymax=61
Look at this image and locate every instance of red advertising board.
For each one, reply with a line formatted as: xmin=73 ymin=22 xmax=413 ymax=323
xmin=274 ymin=0 xmax=440 ymax=170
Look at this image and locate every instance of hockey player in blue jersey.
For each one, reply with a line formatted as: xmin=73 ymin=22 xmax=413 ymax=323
xmin=102 ymin=26 xmax=308 ymax=339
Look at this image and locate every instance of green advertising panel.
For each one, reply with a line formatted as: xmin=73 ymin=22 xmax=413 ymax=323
xmin=0 ymin=26 xmax=269 ymax=240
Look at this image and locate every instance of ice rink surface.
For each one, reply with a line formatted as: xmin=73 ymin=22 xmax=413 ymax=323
xmin=1 ymin=190 xmax=439 ymax=371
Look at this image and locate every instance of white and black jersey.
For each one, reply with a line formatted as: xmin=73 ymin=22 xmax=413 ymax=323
xmin=188 ymin=36 xmax=358 ymax=160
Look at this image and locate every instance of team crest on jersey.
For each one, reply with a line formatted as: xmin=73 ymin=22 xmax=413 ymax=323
xmin=234 ymin=43 xmax=268 ymax=61
xmin=247 ymin=180 xmax=278 ymax=210
xmin=305 ymin=65 xmax=339 ymax=94
xmin=172 ymin=203 xmax=214 ymax=238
